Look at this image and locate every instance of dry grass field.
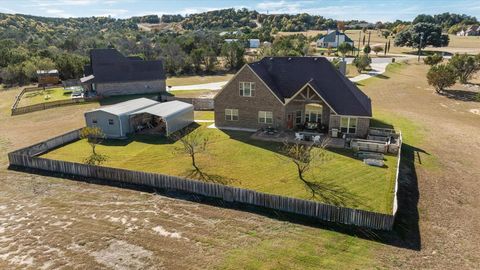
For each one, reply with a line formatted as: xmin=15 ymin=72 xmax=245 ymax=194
xmin=1 ymin=61 xmax=480 ymax=268
xmin=278 ymin=30 xmax=480 ymax=55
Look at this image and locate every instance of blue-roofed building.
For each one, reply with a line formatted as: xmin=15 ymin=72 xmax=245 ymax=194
xmin=316 ymin=30 xmax=354 ymax=48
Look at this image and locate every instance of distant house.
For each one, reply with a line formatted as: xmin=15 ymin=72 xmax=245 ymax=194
xmin=80 ymin=48 xmax=166 ymax=96
xmin=84 ymin=98 xmax=193 ymax=138
xmin=36 ymin=70 xmax=59 ymax=86
xmin=316 ymin=30 xmax=354 ymax=48
xmin=249 ymin=39 xmax=260 ymax=48
xmin=457 ymin=25 xmax=480 ymax=36
xmin=214 ymin=57 xmax=372 ymax=138
xmin=225 ymin=38 xmax=261 ymax=48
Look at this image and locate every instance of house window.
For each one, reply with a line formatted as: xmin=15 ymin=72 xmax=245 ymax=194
xmin=295 ymin=110 xmax=302 ymax=124
xmin=305 ymin=104 xmax=322 ymax=123
xmin=340 ymin=117 xmax=358 ymax=134
xmin=225 ymin=109 xmax=239 ymax=121
xmin=108 ymin=119 xmax=114 ymax=125
xmin=239 ymin=82 xmax=255 ymax=97
xmin=92 ymin=119 xmax=97 ymax=124
xmin=258 ymin=111 xmax=273 ymax=124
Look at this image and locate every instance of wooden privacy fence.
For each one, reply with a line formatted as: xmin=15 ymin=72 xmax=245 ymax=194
xmin=12 ymin=98 xmax=86 ymax=115
xmin=8 ymin=129 xmax=402 ymax=231
xmin=11 ymin=85 xmax=86 ymax=116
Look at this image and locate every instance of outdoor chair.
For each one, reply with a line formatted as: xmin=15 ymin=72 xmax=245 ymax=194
xmin=295 ymin=133 xmax=304 ymax=141
xmin=312 ymin=135 xmax=321 ymax=143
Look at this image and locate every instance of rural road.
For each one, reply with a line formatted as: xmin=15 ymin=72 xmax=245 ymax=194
xmin=168 ymin=55 xmax=417 ymax=91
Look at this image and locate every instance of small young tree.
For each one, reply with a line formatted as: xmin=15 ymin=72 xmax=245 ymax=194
xmin=170 ymin=127 xmax=210 ymax=172
xmin=79 ymin=127 xmax=107 ymax=165
xmin=448 ymin=53 xmax=480 ymax=84
xmin=279 ymin=139 xmax=329 ymax=197
xmin=363 ymin=44 xmax=371 ymax=55
xmin=372 ymin=46 xmax=383 ymax=55
xmin=352 ymin=55 xmax=371 ymax=73
xmin=337 ymin=42 xmax=353 ymax=57
xmin=423 ymin=54 xmax=443 ymax=66
xmin=427 ymin=64 xmax=456 ymax=94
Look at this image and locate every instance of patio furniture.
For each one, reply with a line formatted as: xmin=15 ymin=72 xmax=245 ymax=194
xmin=295 ymin=133 xmax=304 ymax=141
xmin=364 ymin=158 xmax=385 ymax=167
xmin=312 ymin=135 xmax=321 ymax=143
xmin=265 ymin=126 xmax=277 ymax=135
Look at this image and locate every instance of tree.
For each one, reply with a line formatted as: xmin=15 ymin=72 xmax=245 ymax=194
xmin=423 ymin=54 xmax=443 ymax=66
xmin=381 ymin=30 xmax=391 ymax=39
xmin=279 ymin=139 xmax=329 ymax=198
xmin=427 ymin=64 xmax=456 ymax=93
xmin=202 ymin=48 xmax=217 ymax=73
xmin=394 ymin=22 xmax=449 ymax=48
xmin=337 ymin=42 xmax=353 ymax=57
xmin=170 ymin=127 xmax=210 ymax=172
xmin=372 ymin=46 xmax=383 ymax=55
xmin=363 ymin=44 xmax=371 ymax=55
xmin=448 ymin=53 xmax=480 ymax=84
xmin=352 ymin=55 xmax=371 ymax=73
xmin=190 ymin=48 xmax=204 ymax=72
xmin=221 ymin=41 xmax=245 ymax=70
xmin=79 ymin=127 xmax=108 ymax=165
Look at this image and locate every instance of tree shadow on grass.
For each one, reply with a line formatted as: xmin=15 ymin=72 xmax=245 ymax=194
xmin=440 ymin=89 xmax=480 ymax=102
xmin=302 ymin=178 xmax=366 ymax=209
xmin=183 ymin=168 xmax=238 ymax=185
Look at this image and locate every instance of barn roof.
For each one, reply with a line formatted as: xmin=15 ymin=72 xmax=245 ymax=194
xmin=82 ymin=48 xmax=165 ymax=84
xmin=247 ymin=57 xmax=372 ymax=117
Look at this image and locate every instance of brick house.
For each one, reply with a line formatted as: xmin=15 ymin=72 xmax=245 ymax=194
xmin=80 ymin=49 xmax=166 ymax=96
xmin=214 ymin=57 xmax=372 ymax=138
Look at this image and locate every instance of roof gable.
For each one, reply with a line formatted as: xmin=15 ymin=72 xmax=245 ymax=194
xmin=319 ymin=30 xmax=354 ymax=43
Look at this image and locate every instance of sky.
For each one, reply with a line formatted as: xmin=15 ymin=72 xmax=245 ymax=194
xmin=0 ymin=0 xmax=479 ymax=22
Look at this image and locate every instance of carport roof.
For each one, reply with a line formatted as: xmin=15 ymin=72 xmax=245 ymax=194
xmin=89 ymin=98 xmax=159 ymax=116
xmin=131 ymin=100 xmax=193 ymax=118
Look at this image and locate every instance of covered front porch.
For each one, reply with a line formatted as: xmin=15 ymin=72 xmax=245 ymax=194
xmin=284 ymin=84 xmax=332 ymax=134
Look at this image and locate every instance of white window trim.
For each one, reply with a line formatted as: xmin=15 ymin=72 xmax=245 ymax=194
xmin=258 ymin=111 xmax=273 ymax=124
xmin=239 ymin=82 xmax=255 ymax=97
xmin=340 ymin=117 xmax=358 ymax=134
xmin=225 ymin=109 xmax=239 ymax=121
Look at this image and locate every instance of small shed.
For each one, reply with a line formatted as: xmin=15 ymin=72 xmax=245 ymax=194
xmin=84 ymin=98 xmax=193 ymax=138
xmin=129 ymin=100 xmax=194 ymax=136
xmin=37 ymin=69 xmax=60 ymax=85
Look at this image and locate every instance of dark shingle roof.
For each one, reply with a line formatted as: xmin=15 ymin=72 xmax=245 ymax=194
xmin=248 ymin=57 xmax=372 ymax=117
xmin=86 ymin=49 xmax=165 ymax=83
xmin=320 ymin=30 xmax=354 ymax=43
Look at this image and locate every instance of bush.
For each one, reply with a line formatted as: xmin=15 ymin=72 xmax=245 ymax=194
xmin=423 ymin=54 xmax=443 ymax=66
xmin=352 ymin=55 xmax=371 ymax=73
xmin=427 ymin=64 xmax=456 ymax=93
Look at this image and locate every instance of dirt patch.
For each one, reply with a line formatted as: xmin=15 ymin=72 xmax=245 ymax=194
xmin=91 ymin=239 xmax=153 ymax=270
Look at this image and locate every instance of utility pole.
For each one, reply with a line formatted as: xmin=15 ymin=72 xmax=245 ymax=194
xmin=367 ymin=31 xmax=371 ymax=46
xmin=417 ymin=32 xmax=424 ymax=62
xmin=357 ymin=30 xmax=361 ymax=57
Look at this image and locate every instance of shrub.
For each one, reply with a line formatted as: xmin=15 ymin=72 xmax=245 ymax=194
xmin=426 ymin=64 xmax=456 ymax=93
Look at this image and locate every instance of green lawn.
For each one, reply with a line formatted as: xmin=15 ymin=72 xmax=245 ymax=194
xmin=18 ymin=87 xmax=71 ymax=107
xmin=169 ymin=89 xmax=216 ymax=98
xmin=166 ymin=74 xmax=233 ymax=87
xmin=194 ymin=110 xmax=214 ymax=120
xmin=42 ymin=123 xmax=397 ymax=214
